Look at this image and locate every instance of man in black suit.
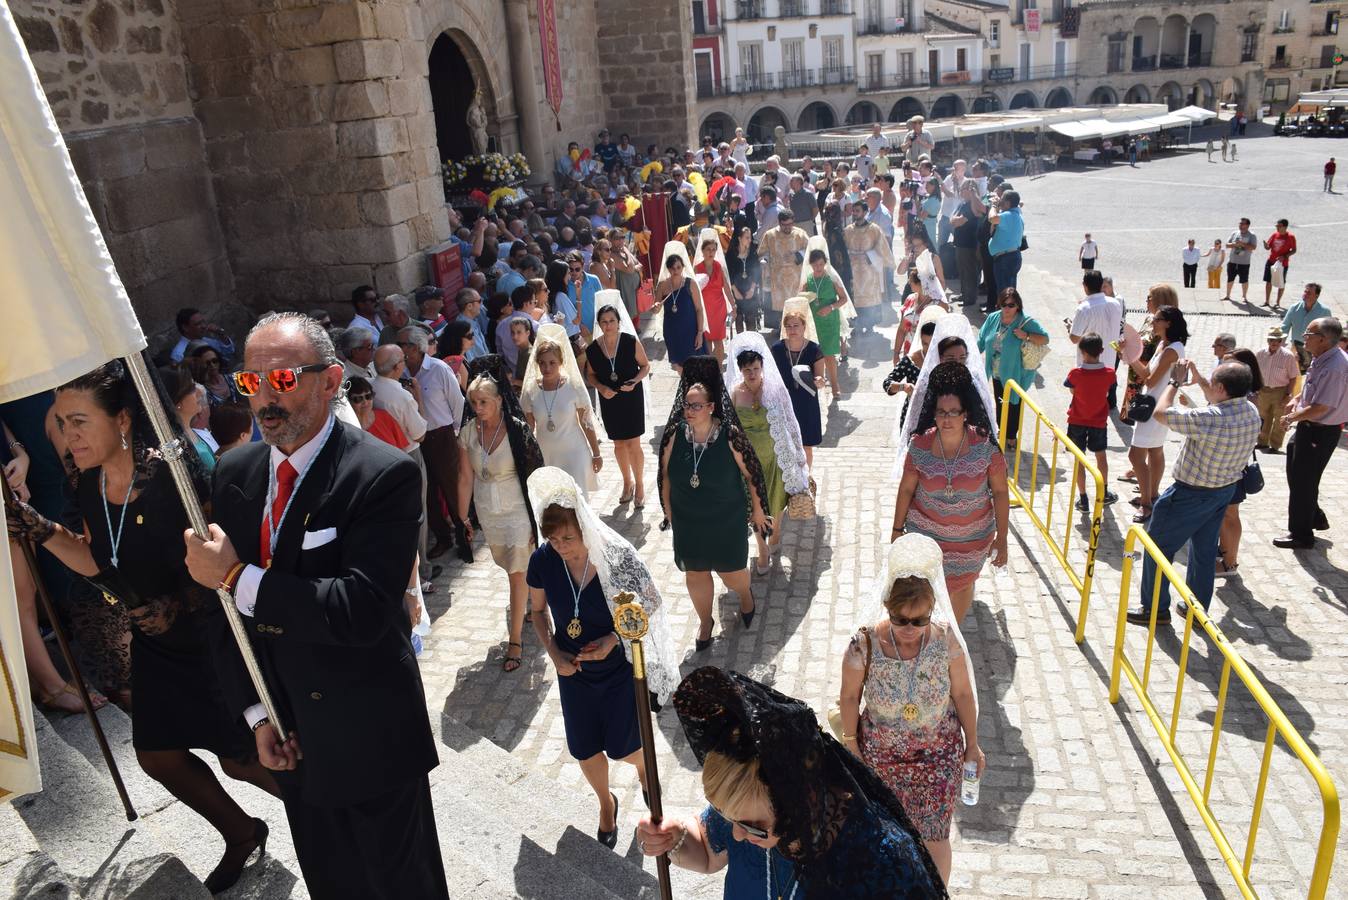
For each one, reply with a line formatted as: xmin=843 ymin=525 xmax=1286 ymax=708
xmin=184 ymin=312 xmax=448 ymax=899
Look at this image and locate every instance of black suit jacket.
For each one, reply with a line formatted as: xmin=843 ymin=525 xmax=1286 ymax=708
xmin=211 ymin=420 xmax=438 ymax=807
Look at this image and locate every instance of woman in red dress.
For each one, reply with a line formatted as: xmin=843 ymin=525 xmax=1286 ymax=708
xmin=693 ymin=228 xmax=732 ymax=363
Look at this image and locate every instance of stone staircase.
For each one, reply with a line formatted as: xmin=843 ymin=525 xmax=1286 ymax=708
xmin=1 ymin=699 xmax=719 ymax=899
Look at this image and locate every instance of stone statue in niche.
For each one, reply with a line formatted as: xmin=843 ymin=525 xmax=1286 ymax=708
xmin=466 ymin=91 xmax=490 ymax=155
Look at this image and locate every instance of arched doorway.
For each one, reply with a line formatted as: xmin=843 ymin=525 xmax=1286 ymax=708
xmin=1191 ymin=79 xmax=1215 ymax=109
xmin=700 ymin=112 xmax=736 ymax=144
xmin=1158 ymin=80 xmax=1184 ymax=110
xmin=1220 ymin=75 xmax=1244 ymax=109
xmin=1189 ymin=14 xmax=1217 ymax=67
xmin=1160 ymin=14 xmax=1188 ymax=68
xmin=890 ymin=97 xmax=926 ymax=121
xmin=1009 ymin=91 xmax=1037 ymax=109
xmin=747 ymin=106 xmax=788 ymax=143
xmin=972 ymin=94 xmax=1002 ymax=113
xmin=1088 ymin=86 xmax=1119 ymax=105
xmin=845 ymin=101 xmax=882 ymax=125
xmin=429 ymin=32 xmax=494 ymax=163
xmin=930 ymin=94 xmax=964 ymax=119
xmin=1133 ymin=17 xmax=1160 ymax=70
xmin=1044 ymin=87 xmax=1073 ymax=108
xmin=797 ymin=101 xmax=837 ymax=131
xmin=1124 ymin=83 xmax=1151 ymax=104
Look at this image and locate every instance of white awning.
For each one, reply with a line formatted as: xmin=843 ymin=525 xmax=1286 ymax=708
xmin=1171 ymin=105 xmax=1218 ymax=122
xmin=954 ymin=115 xmax=1043 ymax=137
xmin=1296 ymin=89 xmax=1348 ymax=107
xmin=1049 ymin=118 xmax=1111 ymax=139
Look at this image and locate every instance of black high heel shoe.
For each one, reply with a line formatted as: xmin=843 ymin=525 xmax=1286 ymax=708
xmin=204 ymin=817 xmax=268 ymax=894
xmin=597 ymin=792 xmax=619 ymax=850
xmin=454 ymin=521 xmax=474 ymax=564
xmin=740 ymin=602 xmax=757 ymax=629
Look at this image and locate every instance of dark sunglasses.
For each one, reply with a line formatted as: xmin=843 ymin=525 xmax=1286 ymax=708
xmin=684 ymin=402 xmax=711 ymax=412
xmin=347 ymin=392 xmax=374 ymax=403
xmin=232 ymin=364 xmax=329 ymax=396
xmin=712 ymin=806 xmax=770 ymax=839
xmin=890 ymin=614 xmax=932 ymax=628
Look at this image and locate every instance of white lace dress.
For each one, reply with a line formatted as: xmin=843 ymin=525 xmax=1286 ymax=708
xmin=461 ymin=425 xmax=533 ymax=573
xmin=523 ymin=378 xmax=598 ymax=496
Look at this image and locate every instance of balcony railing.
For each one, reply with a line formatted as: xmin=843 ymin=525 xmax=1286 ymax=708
xmin=859 ymin=20 xmax=912 ymax=35
xmin=858 ymin=71 xmax=927 ymax=92
xmin=986 ymin=62 xmax=1080 ymax=83
xmin=1269 ymin=58 xmax=1293 ymax=69
xmin=733 ymin=0 xmax=851 ymax=18
xmin=1132 ymin=54 xmax=1157 ymax=71
xmin=701 ymin=66 xmax=856 ymax=96
xmin=1188 ymin=51 xmax=1213 ymax=67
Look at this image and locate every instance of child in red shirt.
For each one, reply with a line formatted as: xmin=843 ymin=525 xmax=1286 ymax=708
xmin=1065 ymin=333 xmax=1120 ymax=511
xmin=1263 ymin=218 xmax=1297 ymax=310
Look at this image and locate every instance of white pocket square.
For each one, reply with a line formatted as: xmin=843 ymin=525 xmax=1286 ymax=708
xmin=301 ymin=527 xmax=338 ymax=549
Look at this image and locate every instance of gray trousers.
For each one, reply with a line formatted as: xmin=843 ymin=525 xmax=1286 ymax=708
xmin=409 ymin=445 xmax=431 ymax=580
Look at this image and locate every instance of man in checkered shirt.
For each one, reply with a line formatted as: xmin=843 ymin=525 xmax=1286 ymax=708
xmin=1127 ymin=360 xmax=1261 ymax=626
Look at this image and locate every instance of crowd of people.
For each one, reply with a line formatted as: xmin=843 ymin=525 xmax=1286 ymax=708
xmin=3 ymin=116 xmax=1345 ymax=899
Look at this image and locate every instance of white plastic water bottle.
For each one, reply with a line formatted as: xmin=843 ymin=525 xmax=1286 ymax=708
xmin=961 ymin=761 xmax=980 ymax=806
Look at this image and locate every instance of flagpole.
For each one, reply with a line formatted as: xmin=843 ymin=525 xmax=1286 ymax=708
xmin=121 ymin=353 xmax=287 ymax=738
xmin=612 ymin=594 xmax=673 ymax=900
xmin=3 ymin=480 xmax=136 ymax=820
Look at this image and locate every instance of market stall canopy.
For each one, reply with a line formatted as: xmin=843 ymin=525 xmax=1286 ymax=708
xmin=1172 ymin=105 xmax=1218 ymax=122
xmin=1295 ymin=89 xmax=1348 ymax=108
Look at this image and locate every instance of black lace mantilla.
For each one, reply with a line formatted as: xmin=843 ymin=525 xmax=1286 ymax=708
xmin=461 ymin=354 xmax=545 ymax=538
xmin=674 ymin=666 xmax=948 ymax=898
xmin=656 ymin=355 xmax=770 ymax=527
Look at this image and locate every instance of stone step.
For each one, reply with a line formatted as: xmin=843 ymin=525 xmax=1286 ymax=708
xmin=12 ymin=712 xmax=209 ymax=899
xmin=0 ymin=801 xmax=82 ymax=899
xmin=436 ymin=716 xmax=721 ymax=900
xmin=47 ymin=698 xmax=305 ymax=898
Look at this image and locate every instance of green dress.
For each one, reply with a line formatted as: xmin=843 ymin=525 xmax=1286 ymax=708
xmin=668 ymin=423 xmax=749 ymax=572
xmin=806 ymin=273 xmax=842 ymax=356
xmin=736 ymin=403 xmax=787 ymax=519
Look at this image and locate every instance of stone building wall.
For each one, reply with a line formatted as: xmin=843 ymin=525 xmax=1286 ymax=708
xmin=595 ymin=0 xmax=696 ymax=153
xmin=177 ymin=0 xmax=448 ymax=313
xmin=529 ymin=1 xmax=609 ymax=165
xmin=13 ymin=0 xmax=235 ymax=347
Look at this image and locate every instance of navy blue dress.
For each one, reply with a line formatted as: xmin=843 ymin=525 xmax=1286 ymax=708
xmin=527 ymin=545 xmax=641 ymax=761
xmin=663 ymin=280 xmax=700 ymax=366
xmin=772 ymin=340 xmax=822 ymax=446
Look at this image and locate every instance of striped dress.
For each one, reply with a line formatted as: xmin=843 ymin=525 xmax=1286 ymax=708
xmin=903 ymin=427 xmax=1005 ymax=591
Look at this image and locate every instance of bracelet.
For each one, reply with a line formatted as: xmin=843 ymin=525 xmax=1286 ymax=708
xmin=841 ymin=732 xmax=856 ymax=741
xmin=7 ymin=440 xmax=23 ymax=452
xmin=219 ymin=562 xmax=246 ymax=594
xmin=251 ymin=716 xmax=270 ymax=732
xmin=669 ymin=824 xmax=689 ymax=857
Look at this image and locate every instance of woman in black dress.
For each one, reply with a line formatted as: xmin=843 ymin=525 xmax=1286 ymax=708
xmin=725 ymin=226 xmax=761 ymax=334
xmin=5 ymin=362 xmax=275 ymax=893
xmin=584 ymin=302 xmax=650 ymax=509
xmin=525 ymin=466 xmax=679 ymax=850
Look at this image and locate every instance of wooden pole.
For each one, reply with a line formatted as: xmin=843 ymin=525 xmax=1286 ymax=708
xmin=3 ymin=479 xmax=135 ymax=820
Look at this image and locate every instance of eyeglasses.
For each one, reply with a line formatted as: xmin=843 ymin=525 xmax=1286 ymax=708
xmin=347 ymin=392 xmax=373 ymax=404
xmin=890 ymin=613 xmax=932 ymax=628
xmin=1306 ymin=330 xmax=1325 ymax=340
xmin=232 ymin=364 xmax=329 ymax=396
xmin=934 ymin=408 xmax=965 ymax=419
xmin=711 ymin=806 xmax=771 ymax=840
xmin=684 ymin=402 xmax=711 ymax=412
xmin=1000 ymin=303 xmax=1019 ymax=309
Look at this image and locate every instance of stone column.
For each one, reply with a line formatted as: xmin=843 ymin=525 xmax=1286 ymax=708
xmin=504 ymin=0 xmax=548 ymax=186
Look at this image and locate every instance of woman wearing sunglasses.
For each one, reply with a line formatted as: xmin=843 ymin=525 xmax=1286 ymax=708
xmin=836 ymin=533 xmax=982 ymax=887
xmin=636 ymin=666 xmax=946 ymax=898
xmin=657 ymin=357 xmax=770 ymax=651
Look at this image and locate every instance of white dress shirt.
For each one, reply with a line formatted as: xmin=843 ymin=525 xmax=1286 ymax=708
xmin=412 ymin=354 xmax=464 ymax=432
xmin=348 ymin=313 xmax=383 ymax=338
xmin=372 ymin=375 xmax=427 ymax=445
xmin=235 ymin=414 xmax=336 ymax=729
xmin=1181 ymin=247 xmax=1202 ymax=266
xmin=1070 ymin=292 xmax=1124 ymax=367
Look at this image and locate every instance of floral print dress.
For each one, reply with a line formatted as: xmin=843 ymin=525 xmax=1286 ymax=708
xmin=848 ymin=622 xmax=965 ymax=841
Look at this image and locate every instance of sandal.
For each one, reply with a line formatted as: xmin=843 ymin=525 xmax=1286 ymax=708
xmin=38 ymin=682 xmax=107 ymax=714
xmin=503 ymin=641 xmax=523 ymax=673
xmin=1131 ymin=506 xmax=1152 ymax=524
xmin=618 ymin=487 xmax=634 ymax=505
xmin=1215 ymin=558 xmax=1239 ymax=576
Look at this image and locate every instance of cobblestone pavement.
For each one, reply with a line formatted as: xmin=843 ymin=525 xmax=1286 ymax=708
xmin=419 ymin=132 xmax=1347 ymax=898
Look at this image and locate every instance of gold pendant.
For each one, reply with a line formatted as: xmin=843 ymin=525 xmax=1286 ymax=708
xmin=566 ymin=617 xmax=583 ymax=640
xmin=690 ymin=474 xmax=700 ymax=489
xmin=102 ymin=591 xmax=118 ymax=607
xmin=547 ymin=419 xmax=556 ymax=432
xmin=135 ymin=514 xmax=143 ymax=525
xmin=902 ymin=703 xmax=919 ymax=722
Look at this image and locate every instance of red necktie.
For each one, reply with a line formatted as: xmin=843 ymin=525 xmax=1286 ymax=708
xmin=259 ymin=460 xmax=298 ymax=568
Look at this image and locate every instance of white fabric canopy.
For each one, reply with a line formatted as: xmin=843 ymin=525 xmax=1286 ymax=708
xmin=0 ymin=1 xmax=149 ymax=800
xmin=954 ymin=116 xmax=1042 ymax=137
xmin=1171 ymin=105 xmax=1217 ymax=122
xmin=1294 ymin=90 xmax=1348 ymax=108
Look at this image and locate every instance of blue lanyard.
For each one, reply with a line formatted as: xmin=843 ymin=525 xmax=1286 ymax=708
xmin=266 ymin=415 xmax=335 ymax=558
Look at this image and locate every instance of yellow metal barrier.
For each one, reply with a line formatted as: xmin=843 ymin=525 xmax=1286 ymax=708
xmin=1109 ymin=525 xmax=1340 ymax=899
xmin=998 ymin=379 xmax=1105 ymax=643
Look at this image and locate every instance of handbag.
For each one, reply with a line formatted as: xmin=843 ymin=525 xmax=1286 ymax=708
xmin=636 ymin=279 xmax=655 ymax=314
xmin=84 ymin=566 xmax=147 ymax=610
xmin=1241 ymin=451 xmax=1264 ymax=495
xmin=1019 ymin=328 xmax=1050 ymax=371
xmin=1127 ymin=393 xmax=1157 ymax=422
xmin=826 ymin=627 xmax=872 ymax=741
xmin=787 ymin=476 xmax=818 ymax=520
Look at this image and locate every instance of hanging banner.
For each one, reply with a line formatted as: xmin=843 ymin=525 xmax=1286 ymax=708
xmin=1025 ymin=9 xmax=1041 ymax=32
xmin=538 ymin=0 xmax=563 ymax=127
